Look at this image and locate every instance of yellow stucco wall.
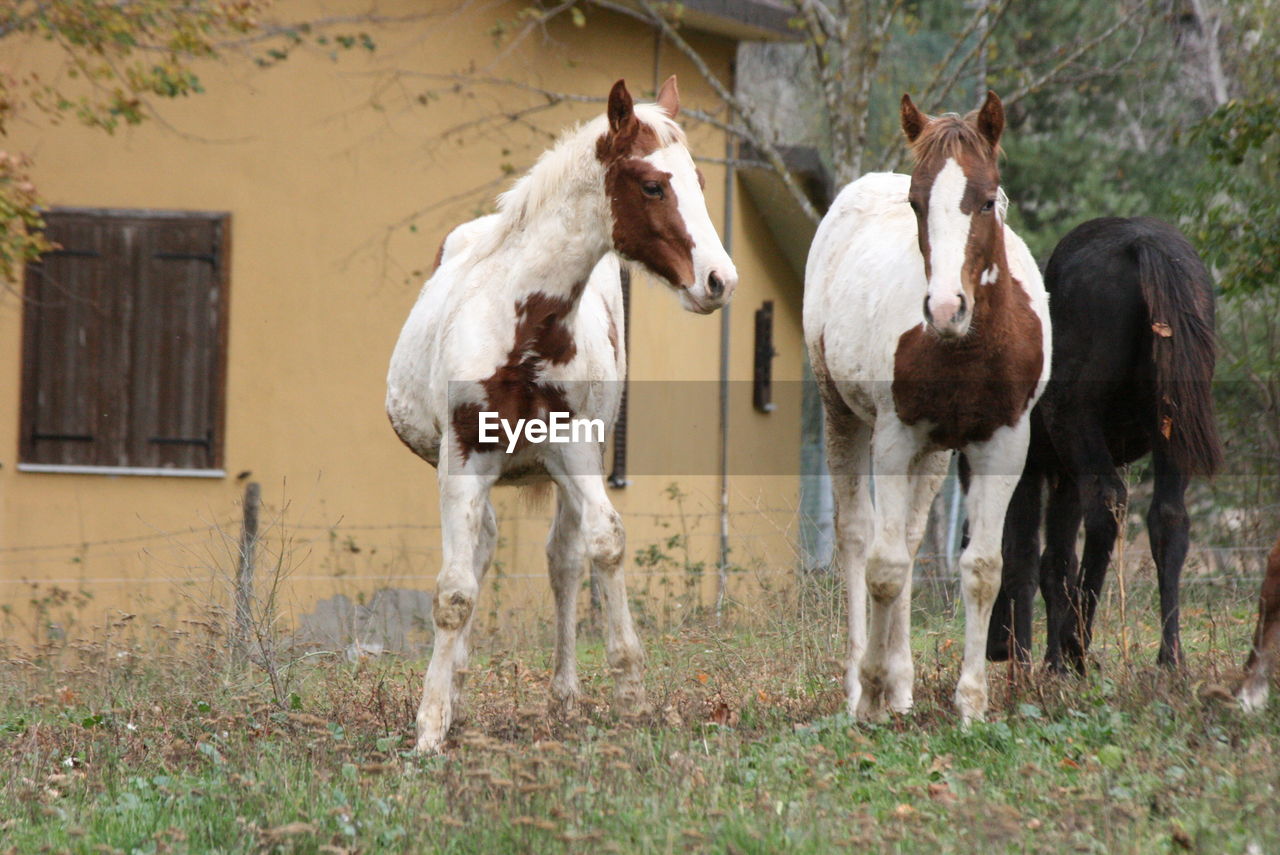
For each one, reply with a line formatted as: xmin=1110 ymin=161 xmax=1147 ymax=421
xmin=0 ymin=1 xmax=808 ymax=638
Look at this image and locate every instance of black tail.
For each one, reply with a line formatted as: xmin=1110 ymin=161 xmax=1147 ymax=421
xmin=1133 ymin=233 xmax=1223 ymax=477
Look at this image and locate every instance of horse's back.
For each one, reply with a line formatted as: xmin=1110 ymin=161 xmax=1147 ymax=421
xmin=804 ymin=173 xmax=922 ymax=413
xmin=1044 ymin=216 xmax=1218 ymax=472
xmin=1042 ymin=219 xmax=1199 ymax=415
xmin=387 ymin=221 xmax=626 ymax=469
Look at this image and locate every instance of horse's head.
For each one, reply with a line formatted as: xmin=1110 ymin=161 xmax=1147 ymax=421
xmin=901 ymin=90 xmax=1005 ymax=339
xmin=597 ymin=77 xmax=737 ymax=314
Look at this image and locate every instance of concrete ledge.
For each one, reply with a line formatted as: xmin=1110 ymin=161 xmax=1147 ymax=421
xmin=736 ymin=142 xmax=833 ymax=279
xmin=618 ymin=0 xmax=800 ymax=41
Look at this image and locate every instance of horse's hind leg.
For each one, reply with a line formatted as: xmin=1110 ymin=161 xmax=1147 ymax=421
xmin=416 ymin=469 xmax=499 ymax=753
xmin=452 ymin=499 xmax=498 ymax=723
xmin=953 ymin=420 xmax=1030 ymax=723
xmin=1040 ymin=475 xmax=1082 ymax=674
xmin=546 ymin=486 xmax=586 ymax=712
xmin=1063 ymin=463 xmax=1126 ymax=673
xmin=825 ymin=414 xmax=873 ymax=719
xmin=1147 ymin=444 xmax=1190 ymax=667
xmin=549 ymin=446 xmax=647 ymax=716
xmin=987 ymin=458 xmax=1044 ymax=666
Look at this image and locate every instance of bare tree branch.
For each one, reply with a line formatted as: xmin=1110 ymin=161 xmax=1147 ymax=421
xmin=793 ymin=0 xmax=837 ymax=43
xmin=588 ymin=0 xmax=821 ymax=223
xmin=1000 ymin=3 xmax=1146 ymax=108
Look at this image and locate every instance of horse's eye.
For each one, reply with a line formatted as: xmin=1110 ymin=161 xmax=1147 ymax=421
xmin=981 ymin=199 xmax=996 ymax=213
xmin=642 ymin=181 xmax=664 ymax=200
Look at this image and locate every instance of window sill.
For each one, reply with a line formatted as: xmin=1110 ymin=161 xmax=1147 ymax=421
xmin=16 ymin=464 xmax=227 ymax=479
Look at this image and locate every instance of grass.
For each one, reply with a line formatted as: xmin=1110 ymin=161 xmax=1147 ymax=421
xmin=1 ymin=578 xmax=1277 ymax=854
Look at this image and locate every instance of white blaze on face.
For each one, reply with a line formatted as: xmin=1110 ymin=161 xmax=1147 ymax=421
xmin=648 ymin=143 xmax=738 ymax=314
xmin=925 ymin=157 xmax=972 ymax=335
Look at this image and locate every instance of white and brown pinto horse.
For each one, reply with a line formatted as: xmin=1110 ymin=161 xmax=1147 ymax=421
xmin=804 ymin=92 xmax=1050 ymax=723
xmin=387 ymin=77 xmax=737 ymax=753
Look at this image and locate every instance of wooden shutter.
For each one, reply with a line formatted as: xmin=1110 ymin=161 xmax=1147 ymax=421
xmin=20 ymin=215 xmax=115 ymax=466
xmin=20 ymin=209 xmax=229 ymax=472
xmin=129 ymin=216 xmax=226 ymax=470
xmin=753 ymin=300 xmax=775 ymax=413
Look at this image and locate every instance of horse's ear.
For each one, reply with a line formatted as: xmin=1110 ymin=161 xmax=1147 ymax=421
xmin=608 ymin=79 xmax=635 ymax=133
xmin=656 ymin=75 xmax=680 ymax=119
xmin=900 ymin=94 xmax=928 ymax=143
xmin=976 ymin=90 xmax=1004 ymax=148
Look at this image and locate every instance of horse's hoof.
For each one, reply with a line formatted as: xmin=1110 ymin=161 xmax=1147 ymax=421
xmin=954 ymin=681 xmax=988 ymax=723
xmin=1238 ymin=682 xmax=1269 ymax=714
xmin=415 ymin=704 xmax=452 ymax=755
xmin=549 ymin=684 xmax=582 ymax=716
xmin=855 ymin=692 xmax=889 ymax=723
xmin=413 ymin=732 xmax=447 ymax=754
xmin=614 ymin=681 xmax=651 ymax=717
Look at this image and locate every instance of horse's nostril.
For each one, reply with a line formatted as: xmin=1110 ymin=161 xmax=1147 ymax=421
xmin=708 ymin=271 xmax=724 ymax=298
xmin=957 ymin=293 xmax=968 ymax=319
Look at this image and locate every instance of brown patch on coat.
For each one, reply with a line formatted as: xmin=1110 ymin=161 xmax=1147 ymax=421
xmin=594 ymin=78 xmax=696 ymax=288
xmin=594 ymin=80 xmax=663 ymax=163
xmin=892 ymin=268 xmax=1043 ymax=449
xmin=451 ymin=285 xmax=584 ymax=460
xmin=1243 ymin=534 xmax=1280 ymax=686
xmin=432 ymin=237 xmax=448 ymax=272
xmin=811 ymin=333 xmax=857 ymax=429
xmin=606 ymin=159 xmax=695 ymax=287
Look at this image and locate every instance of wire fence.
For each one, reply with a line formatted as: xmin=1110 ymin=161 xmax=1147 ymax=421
xmin=0 ymin=503 xmax=1272 ymax=589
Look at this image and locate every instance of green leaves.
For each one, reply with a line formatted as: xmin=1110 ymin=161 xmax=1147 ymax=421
xmin=1180 ymin=97 xmax=1280 ymax=295
xmin=1192 ymin=98 xmax=1280 ymax=167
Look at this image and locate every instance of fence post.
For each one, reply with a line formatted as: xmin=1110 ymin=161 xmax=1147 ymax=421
xmin=234 ymin=482 xmax=261 ymax=660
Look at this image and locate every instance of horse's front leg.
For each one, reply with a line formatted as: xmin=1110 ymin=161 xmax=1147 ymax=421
xmin=549 ymin=445 xmax=648 ymax=716
xmin=861 ymin=422 xmax=919 ymax=721
xmin=415 ymin=463 xmax=500 ymax=754
xmin=546 ymin=485 xmax=586 ymax=713
xmin=886 ymin=450 xmax=952 ymax=714
xmin=955 ymin=420 xmax=1030 ymax=724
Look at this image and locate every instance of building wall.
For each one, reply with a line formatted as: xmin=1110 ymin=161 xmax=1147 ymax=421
xmin=0 ymin=0 xmax=807 ymax=637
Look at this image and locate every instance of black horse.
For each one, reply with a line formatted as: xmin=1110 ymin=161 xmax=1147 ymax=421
xmin=986 ymin=217 xmax=1222 ymax=672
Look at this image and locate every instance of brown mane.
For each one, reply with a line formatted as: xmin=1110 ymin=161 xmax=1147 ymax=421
xmin=910 ymin=112 xmax=1001 ymax=164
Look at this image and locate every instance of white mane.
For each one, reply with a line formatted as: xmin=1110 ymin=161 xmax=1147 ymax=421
xmin=478 ymin=103 xmax=686 ymax=252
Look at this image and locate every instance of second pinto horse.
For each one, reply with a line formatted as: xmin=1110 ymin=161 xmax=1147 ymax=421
xmin=805 ymin=92 xmax=1049 ymax=722
xmin=387 ymin=78 xmax=737 ymax=753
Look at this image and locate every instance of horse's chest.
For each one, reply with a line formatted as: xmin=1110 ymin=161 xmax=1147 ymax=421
xmin=892 ymin=308 xmax=1043 ymax=449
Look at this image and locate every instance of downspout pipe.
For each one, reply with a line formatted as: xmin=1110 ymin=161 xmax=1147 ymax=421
xmin=716 ymin=115 xmax=735 ymax=621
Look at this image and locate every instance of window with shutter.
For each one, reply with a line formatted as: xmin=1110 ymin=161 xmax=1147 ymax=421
xmin=753 ymin=300 xmax=775 ymax=413
xmin=19 ymin=208 xmax=231 ymax=476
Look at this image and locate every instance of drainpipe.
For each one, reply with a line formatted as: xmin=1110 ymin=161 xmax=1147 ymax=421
xmin=715 ymin=112 xmax=735 ymax=621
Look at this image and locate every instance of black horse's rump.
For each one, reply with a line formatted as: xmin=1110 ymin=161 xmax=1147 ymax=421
xmin=985 ymin=216 xmax=1222 ymax=672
